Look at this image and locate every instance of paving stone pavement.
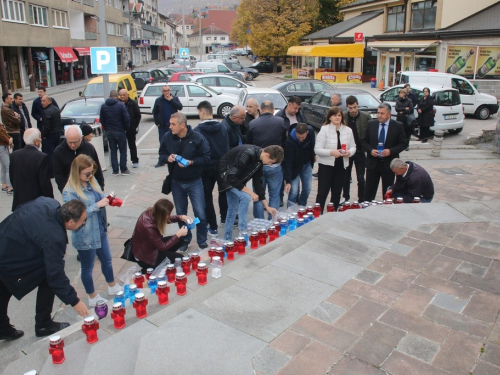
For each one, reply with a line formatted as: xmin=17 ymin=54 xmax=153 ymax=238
xmin=2 ymin=125 xmax=500 ymax=374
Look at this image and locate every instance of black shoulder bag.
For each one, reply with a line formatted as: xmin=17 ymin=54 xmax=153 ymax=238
xmin=161 ymin=134 xmax=192 ymax=195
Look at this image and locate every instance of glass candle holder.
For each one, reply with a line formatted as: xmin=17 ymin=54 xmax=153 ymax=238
xmin=344 ymin=201 xmax=351 ymax=210
xmin=148 ymin=276 xmax=158 ymax=294
xmin=49 ymin=335 xmax=65 ymax=364
xmin=313 ymin=203 xmax=321 ymax=218
xmin=211 ymin=257 xmax=222 ymax=278
xmin=352 ymin=201 xmax=361 ymax=209
xmin=82 ymin=316 xmax=99 ymax=344
xmin=258 ymin=229 xmax=268 ymax=246
xmin=273 ymin=221 xmax=281 ymax=235
xmin=132 ymin=293 xmax=148 ymax=318
xmin=326 ymin=203 xmax=335 ymax=212
xmin=113 ymin=291 xmax=126 ymax=308
xmin=111 ymin=302 xmax=126 ymax=329
xmin=307 ymin=213 xmax=315 ymax=222
xmin=225 ymin=242 xmax=235 ymax=260
xmin=306 ymin=205 xmax=314 ymax=214
xmin=385 ymin=198 xmax=393 ymax=205
xmin=166 ymin=264 xmax=176 ymax=283
xmin=413 ymin=197 xmax=421 ymax=203
xmin=196 ymin=262 xmax=208 ymax=285
xmin=190 ymin=252 xmax=200 ymax=270
xmin=396 ymin=197 xmax=404 ymax=204
xmin=156 ymin=281 xmax=170 ymax=305
xmin=267 ymin=226 xmax=277 ymax=242
xmin=279 ymin=220 xmax=288 ymax=236
xmin=128 ymin=284 xmax=138 ymax=304
xmin=145 ymin=268 xmax=153 ymax=281
xmin=133 ymin=272 xmax=145 ymax=288
xmin=298 ymin=208 xmax=306 ymax=218
xmin=249 ymin=232 xmax=259 ymax=249
xmin=175 ymin=272 xmax=187 ymax=296
xmin=297 ymin=218 xmax=305 ymax=227
xmin=235 ymin=237 xmax=246 ymax=255
xmin=95 ymin=300 xmax=108 ymax=320
xmin=288 ymin=216 xmax=297 ymax=231
xmin=240 ymin=231 xmax=249 ymax=247
xmin=215 ymin=247 xmax=225 ymax=265
xmin=208 ymin=247 xmax=217 ymax=263
xmin=181 ymin=256 xmax=191 ymax=275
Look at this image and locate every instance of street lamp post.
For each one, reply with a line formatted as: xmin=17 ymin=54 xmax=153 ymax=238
xmin=211 ymin=23 xmax=214 ymax=53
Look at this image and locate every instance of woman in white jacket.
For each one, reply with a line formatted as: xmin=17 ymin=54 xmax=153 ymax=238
xmin=314 ymin=106 xmax=356 ymax=212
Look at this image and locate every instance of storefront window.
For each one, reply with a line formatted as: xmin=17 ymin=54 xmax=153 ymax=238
xmin=318 ymin=57 xmax=332 ymax=69
xmin=414 ymin=56 xmax=436 ymax=71
xmin=411 ymin=0 xmax=437 ymax=31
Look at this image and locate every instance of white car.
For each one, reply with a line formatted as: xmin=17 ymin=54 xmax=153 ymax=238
xmin=139 ymin=82 xmax=237 ymax=117
xmin=378 ymin=83 xmax=465 ymax=134
xmin=190 ymin=74 xmax=252 ymax=96
xmin=237 ymin=88 xmax=288 ymax=113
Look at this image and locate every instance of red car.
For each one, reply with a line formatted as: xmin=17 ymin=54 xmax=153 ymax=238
xmin=168 ymin=71 xmax=204 ymax=82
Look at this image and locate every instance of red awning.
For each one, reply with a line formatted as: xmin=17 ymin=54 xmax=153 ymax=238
xmin=74 ymin=47 xmax=90 ymax=56
xmin=160 ymin=46 xmax=171 ymax=51
xmin=54 ymin=47 xmax=78 ymax=63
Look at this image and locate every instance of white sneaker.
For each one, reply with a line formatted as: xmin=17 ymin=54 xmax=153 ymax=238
xmin=89 ymin=294 xmax=107 ymax=307
xmin=107 ymin=283 xmax=123 ymax=296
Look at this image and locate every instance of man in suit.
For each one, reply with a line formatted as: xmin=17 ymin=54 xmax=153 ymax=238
xmin=362 ymin=103 xmax=407 ymax=202
xmin=9 ymin=128 xmax=54 ymax=211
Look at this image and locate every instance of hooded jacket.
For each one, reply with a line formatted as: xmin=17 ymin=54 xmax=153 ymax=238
xmin=283 ymin=123 xmax=316 ymax=184
xmin=99 ymin=98 xmax=130 ymax=132
xmin=194 ymin=119 xmax=229 ymax=170
xmin=275 ymin=106 xmax=306 ymax=131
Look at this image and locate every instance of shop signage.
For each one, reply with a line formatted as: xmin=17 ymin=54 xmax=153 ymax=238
xmin=142 ymin=39 xmax=151 ymax=46
xmin=354 ymin=33 xmax=364 ymax=42
xmin=446 ymin=45 xmax=500 ymax=80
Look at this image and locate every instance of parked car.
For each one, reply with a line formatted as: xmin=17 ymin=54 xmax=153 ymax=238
xmin=301 ymin=89 xmax=380 ymax=130
xmin=196 ymin=62 xmax=249 ymax=81
xmin=206 ymin=54 xmax=240 ymax=63
xmin=138 ymin=82 xmax=237 ymax=117
xmin=223 ymin=62 xmax=259 ymax=80
xmin=60 ymin=97 xmax=108 ymax=150
xmin=379 ymin=83 xmax=465 ymax=134
xmin=251 ymin=61 xmax=282 ymax=73
xmin=159 ymin=68 xmax=177 ymax=79
xmin=237 ymin=88 xmax=288 ymax=113
xmin=131 ymin=69 xmax=169 ymax=93
xmin=189 ymin=68 xmax=216 ymax=74
xmin=169 ymin=71 xmax=205 ymax=82
xmin=191 ymin=74 xmax=252 ymax=96
xmin=271 ymin=79 xmax=335 ymax=101
xmin=80 ymin=73 xmax=138 ymax=101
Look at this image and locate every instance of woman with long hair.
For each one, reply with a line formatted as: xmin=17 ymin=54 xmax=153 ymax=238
xmin=63 ymin=154 xmax=121 ymax=307
xmin=417 ymin=87 xmax=434 ymax=142
xmin=314 ymin=106 xmax=356 ymax=212
xmin=132 ymin=199 xmax=190 ymax=273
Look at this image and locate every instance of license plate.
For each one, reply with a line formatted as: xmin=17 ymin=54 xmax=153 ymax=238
xmin=444 ymin=114 xmax=458 ymax=120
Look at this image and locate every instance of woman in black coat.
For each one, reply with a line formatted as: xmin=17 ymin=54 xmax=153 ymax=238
xmin=417 ymin=87 xmax=434 ymax=143
xmin=395 ymin=89 xmax=414 ymax=149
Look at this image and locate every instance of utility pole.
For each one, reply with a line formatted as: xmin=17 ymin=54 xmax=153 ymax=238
xmin=182 ymin=5 xmax=186 ymax=48
xmin=199 ymin=12 xmax=202 ymax=61
xmin=98 ymin=0 xmax=110 ymax=97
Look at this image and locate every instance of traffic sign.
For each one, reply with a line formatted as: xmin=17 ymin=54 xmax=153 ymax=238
xmin=354 ymin=33 xmax=364 ymax=42
xmin=179 ymin=48 xmax=189 ymax=59
xmin=90 ymin=47 xmax=117 ymax=74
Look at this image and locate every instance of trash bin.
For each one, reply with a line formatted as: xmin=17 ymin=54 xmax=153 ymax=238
xmin=370 ymin=78 xmax=377 ymax=88
xmin=90 ymin=126 xmax=107 ymax=171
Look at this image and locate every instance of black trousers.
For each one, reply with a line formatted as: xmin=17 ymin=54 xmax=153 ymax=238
xmin=342 ymin=151 xmax=366 ymax=202
xmin=0 ymin=275 xmax=55 ymax=331
xmin=126 ymin=130 xmax=139 ymax=164
xmin=364 ymin=161 xmax=396 ymax=202
xmin=419 ymin=126 xmax=434 ymax=140
xmin=202 ymin=169 xmax=218 ymax=230
xmin=316 ymin=163 xmax=345 ymax=213
xmin=136 ymin=237 xmax=184 ymax=274
xmin=8 ymin=133 xmax=22 ymax=152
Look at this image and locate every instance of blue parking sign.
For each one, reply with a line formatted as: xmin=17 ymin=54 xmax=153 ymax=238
xmin=179 ymin=48 xmax=189 ymax=59
xmin=90 ymin=47 xmax=117 ymax=74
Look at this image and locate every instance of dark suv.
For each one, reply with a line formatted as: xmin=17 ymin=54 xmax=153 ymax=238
xmin=132 ymin=69 xmax=169 ymax=92
xmin=223 ymin=62 xmax=259 ymax=81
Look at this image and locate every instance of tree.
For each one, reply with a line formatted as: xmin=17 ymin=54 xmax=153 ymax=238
xmin=311 ymin=0 xmax=357 ymax=33
xmin=231 ymin=0 xmax=320 ymax=69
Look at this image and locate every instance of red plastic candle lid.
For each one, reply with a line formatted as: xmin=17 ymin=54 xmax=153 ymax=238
xmin=112 ymin=302 xmax=123 ymax=311
xmin=135 ymin=293 xmax=145 ymax=301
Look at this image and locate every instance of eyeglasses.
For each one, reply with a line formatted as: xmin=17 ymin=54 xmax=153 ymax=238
xmin=162 ymin=90 xmax=171 ymax=92
xmin=81 ymin=171 xmax=93 ymax=178
xmin=67 ymin=138 xmax=82 ymax=145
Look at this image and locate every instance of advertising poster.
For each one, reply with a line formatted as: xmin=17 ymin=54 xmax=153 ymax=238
xmin=445 ymin=46 xmax=477 ymax=79
xmin=476 ymin=46 xmax=500 ymax=80
xmin=316 ymin=72 xmax=363 ymax=84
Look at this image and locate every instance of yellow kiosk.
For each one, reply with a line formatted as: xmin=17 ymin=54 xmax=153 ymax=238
xmin=287 ymin=44 xmax=365 ymax=84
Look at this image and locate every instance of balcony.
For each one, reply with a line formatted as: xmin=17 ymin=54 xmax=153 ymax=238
xmin=142 ymin=23 xmax=162 ymax=34
xmin=70 ymin=28 xmax=85 ymax=40
xmin=123 ymin=36 xmax=130 ymax=42
xmin=123 ymin=11 xmax=129 ymax=18
xmin=82 ymin=0 xmax=94 ymax=6
xmin=85 ymin=32 xmax=97 ymax=40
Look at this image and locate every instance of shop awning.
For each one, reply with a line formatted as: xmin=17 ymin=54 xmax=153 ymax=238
xmin=54 ymin=47 xmax=78 ymax=63
xmin=287 ymin=44 xmax=364 ymax=58
xmin=74 ymin=47 xmax=90 ymax=56
xmin=160 ymin=46 xmax=171 ymax=50
xmin=367 ymin=40 xmax=439 ymax=53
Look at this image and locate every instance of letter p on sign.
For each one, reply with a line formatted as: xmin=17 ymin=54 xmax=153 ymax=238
xmin=90 ymin=47 xmax=118 ymax=74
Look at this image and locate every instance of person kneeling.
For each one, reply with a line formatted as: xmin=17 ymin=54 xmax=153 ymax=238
xmin=386 ymin=158 xmax=434 ymax=203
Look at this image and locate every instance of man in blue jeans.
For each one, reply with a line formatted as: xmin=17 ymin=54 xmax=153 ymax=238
xmin=217 ymin=145 xmax=282 ymax=241
xmin=246 ymin=101 xmax=287 ymax=219
xmin=158 ymin=112 xmax=210 ymax=251
xmin=99 ymin=90 xmax=131 ymax=176
xmin=283 ymin=123 xmax=315 ymax=207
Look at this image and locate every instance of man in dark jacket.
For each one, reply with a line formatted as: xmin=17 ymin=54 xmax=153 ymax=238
xmin=1 ymin=92 xmax=22 ymax=151
xmin=119 ymin=89 xmax=141 ymax=168
xmin=31 ymin=86 xmax=59 ymax=130
xmin=275 ymin=96 xmax=305 ymax=131
xmin=40 ymin=95 xmax=62 ymax=178
xmin=194 ymin=101 xmax=229 ymax=236
xmin=283 ymin=123 xmax=315 ymax=207
xmin=243 ymin=98 xmax=259 ymax=136
xmin=100 ymin=90 xmax=131 ymax=176
xmin=0 ymin=198 xmax=90 ymax=340
xmin=342 ymin=95 xmax=371 ymax=203
xmin=404 ymin=84 xmax=418 ymax=107
xmin=53 ymin=125 xmax=105 ymax=193
xmin=386 ymin=159 xmax=434 ymax=203
xmin=152 ymin=84 xmax=183 ymax=148
xmin=221 ymin=105 xmax=246 ymax=149
xmin=11 ymin=93 xmax=31 ymax=148
xmin=159 ymin=112 xmax=210 ymax=251
xmin=9 ymin=129 xmax=53 ymax=211
xmin=246 ymin=100 xmax=287 ymax=219
xmin=217 ymin=145 xmax=282 ymax=240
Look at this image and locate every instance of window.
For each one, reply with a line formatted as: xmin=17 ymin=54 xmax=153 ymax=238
xmin=387 ymin=5 xmax=405 ymax=32
xmin=214 ymin=37 xmax=217 ymax=41
xmin=115 ymin=23 xmax=122 ymax=36
xmin=434 ymin=90 xmax=461 ymax=106
xmin=106 ymin=22 xmax=115 ymax=35
xmin=451 ymin=78 xmax=475 ymax=95
xmin=411 ymin=0 xmax=437 ymax=30
xmin=220 ymin=36 xmax=225 ymax=40
xmin=288 ymin=83 xmax=309 ymax=92
xmin=199 ymin=77 xmax=217 ymax=86
xmin=187 ymin=85 xmax=209 ymax=97
xmin=114 ymin=0 xmax=120 ymax=9
xmin=312 ymin=82 xmax=332 ymax=91
xmin=169 ymin=85 xmax=185 ymax=97
xmin=1 ymin=0 xmax=26 ymax=22
xmin=219 ymin=77 xmax=240 ymax=87
xmin=206 ymin=36 xmax=211 ymax=40
xmin=53 ymin=9 xmax=67 ymax=28
xmin=310 ymin=92 xmax=322 ymax=105
xmin=124 ymin=79 xmax=132 ymax=91
xmin=29 ymin=4 xmax=48 ymax=26
xmin=105 ymin=0 xmax=112 ymax=6
xmin=380 ymin=87 xmax=400 ymax=102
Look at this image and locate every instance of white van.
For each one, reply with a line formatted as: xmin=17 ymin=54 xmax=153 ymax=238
xmin=379 ymin=83 xmax=465 ymax=134
xmin=196 ymin=61 xmax=232 ymax=73
xmin=206 ymin=54 xmax=239 ymax=63
xmin=398 ymin=71 xmax=499 ymax=120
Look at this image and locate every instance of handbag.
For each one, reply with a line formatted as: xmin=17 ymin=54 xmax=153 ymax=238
xmin=407 ymin=113 xmax=416 ymax=125
xmin=161 ymin=133 xmax=192 ymax=195
xmin=120 ymin=238 xmax=136 ymax=261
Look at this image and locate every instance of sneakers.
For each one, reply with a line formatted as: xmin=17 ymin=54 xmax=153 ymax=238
xmin=208 ymin=227 xmax=218 ymax=236
xmin=121 ymin=169 xmax=134 ymax=175
xmin=132 ymin=162 xmax=139 ymax=168
xmin=155 ymin=162 xmax=165 ymax=168
xmin=35 ymin=321 xmax=70 ymax=337
xmin=88 ymin=294 xmax=107 ymax=308
xmin=107 ymin=283 xmax=123 ymax=296
xmin=112 ymin=172 xmax=120 ymax=176
xmin=0 ymin=325 xmax=24 ymax=341
xmin=198 ymin=243 xmax=208 ymax=251
xmin=177 ymin=242 xmax=190 ymax=254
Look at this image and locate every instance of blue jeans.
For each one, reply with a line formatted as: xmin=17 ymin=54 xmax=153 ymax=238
xmin=77 ymin=236 xmax=115 ymax=295
xmin=225 ymin=188 xmax=251 ymax=241
xmin=171 ymin=178 xmax=207 ymax=245
xmin=253 ymin=165 xmax=282 ymax=219
xmin=107 ymin=130 xmax=128 ymax=173
xmin=287 ymin=163 xmax=312 ymax=207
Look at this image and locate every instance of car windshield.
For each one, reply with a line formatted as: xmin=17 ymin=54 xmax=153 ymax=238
xmin=347 ymin=93 xmax=380 ymax=108
xmin=61 ymin=101 xmax=101 ymax=116
xmin=433 ymin=90 xmax=461 ymax=106
xmin=132 ymin=72 xmax=149 ymax=79
xmin=251 ymin=63 xmax=260 ymax=67
xmin=245 ymin=93 xmax=287 ymax=108
xmin=82 ymin=83 xmax=118 ymax=97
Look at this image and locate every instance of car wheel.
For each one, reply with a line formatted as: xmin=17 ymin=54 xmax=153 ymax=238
xmin=246 ymin=73 xmax=254 ymax=81
xmin=448 ymin=128 xmax=463 ymax=134
xmin=475 ymin=105 xmax=491 ymax=120
xmin=218 ymin=103 xmax=233 ymax=117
